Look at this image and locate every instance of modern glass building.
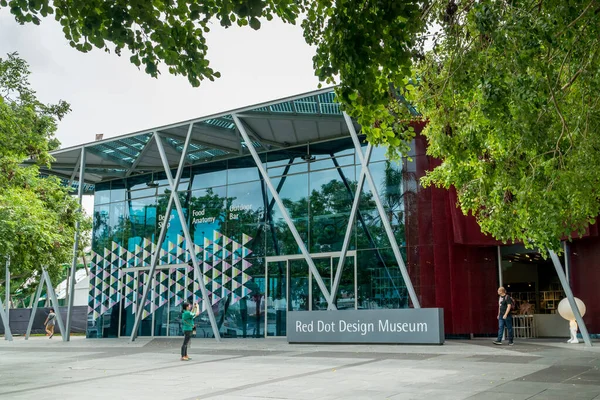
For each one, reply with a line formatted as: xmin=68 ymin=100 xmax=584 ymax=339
xmin=44 ymin=88 xmax=599 ymax=340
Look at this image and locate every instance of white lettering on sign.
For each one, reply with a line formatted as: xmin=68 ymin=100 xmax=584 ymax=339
xmin=338 ymin=320 xmax=375 ymax=336
xmin=157 ymin=214 xmax=175 ymax=229
xmin=378 ymin=320 xmax=428 ymax=333
xmin=295 ymin=321 xmax=314 ymax=332
xmin=229 ymin=204 xmax=252 ymax=212
xmin=317 ymin=321 xmax=336 ymax=332
xmin=191 ymin=209 xmax=217 ymax=225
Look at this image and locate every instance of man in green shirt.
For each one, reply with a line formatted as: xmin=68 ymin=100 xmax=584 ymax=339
xmin=181 ymin=302 xmax=199 ymax=361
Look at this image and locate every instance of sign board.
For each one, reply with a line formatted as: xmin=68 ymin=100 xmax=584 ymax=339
xmin=287 ymin=308 xmax=444 ymax=345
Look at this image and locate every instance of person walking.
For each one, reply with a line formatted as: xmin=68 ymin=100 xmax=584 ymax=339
xmin=44 ymin=308 xmax=56 ymax=339
xmin=493 ymin=287 xmax=514 ymax=346
xmin=181 ymin=302 xmax=199 ymax=361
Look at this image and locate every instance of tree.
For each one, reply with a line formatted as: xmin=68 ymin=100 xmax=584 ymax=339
xmin=5 ymin=1 xmax=597 ymax=251
xmin=0 ymin=53 xmax=89 ymax=299
xmin=410 ymin=1 xmax=600 ymax=252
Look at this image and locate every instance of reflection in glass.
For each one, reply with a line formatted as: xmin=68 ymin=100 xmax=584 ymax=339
xmin=289 ymin=260 xmax=309 ymax=311
xmin=267 ymin=173 xmax=308 ymax=256
xmin=311 ymin=258 xmax=331 ymax=311
xmin=189 ymin=186 xmax=226 ymax=247
xmin=126 ymin=196 xmax=157 ymax=253
xmin=266 ymin=260 xmax=286 ymax=336
xmin=225 ymin=181 xmax=266 ymax=257
xmin=333 ymin=256 xmax=356 ymax=310
xmin=357 ymin=249 xmax=408 ymax=309
xmin=309 ymin=166 xmax=355 ymax=253
xmin=94 ymin=182 xmax=111 ymax=205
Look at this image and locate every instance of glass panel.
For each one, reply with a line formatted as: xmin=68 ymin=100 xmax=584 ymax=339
xmin=357 ymin=161 xmax=406 ymax=249
xmin=218 ymin=257 xmax=265 ymax=338
xmin=333 ymin=256 xmax=356 ymax=310
xmin=309 ymin=166 xmax=355 ymax=253
xmin=125 ymin=197 xmax=157 ymax=254
xmin=157 ymin=192 xmax=189 ymax=254
xmin=309 ymin=138 xmax=355 ymax=159
xmin=228 ymin=157 xmax=262 ymax=184
xmin=311 ymin=258 xmax=331 ymax=311
xmin=110 ymin=180 xmax=126 ymax=203
xmin=190 ymin=161 xmax=227 ymax=190
xmin=266 ymin=260 xmax=287 ymax=337
xmin=357 ymin=249 xmax=409 ymax=309
xmin=92 ymin=204 xmax=110 ymax=252
xmin=127 ymin=173 xmax=152 ymax=191
xmin=189 ymin=187 xmax=227 ymax=247
xmin=109 ymin=202 xmax=126 ymax=245
xmin=289 ymin=259 xmax=309 ymax=311
xmin=94 ymin=182 xmax=111 ymax=205
xmin=129 ymin=188 xmax=157 ymax=200
xmin=224 ymin=181 xmax=266 ymax=257
xmin=266 ymin=173 xmax=308 ymax=256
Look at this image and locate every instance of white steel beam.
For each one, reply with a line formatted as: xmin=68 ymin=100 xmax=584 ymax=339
xmin=343 ymin=112 xmax=421 ymax=308
xmin=329 ymin=144 xmax=373 ymax=309
xmin=232 ymin=114 xmax=336 ymax=309
xmin=154 ymin=132 xmax=222 ymax=341
xmin=129 ymin=128 xmax=190 ymax=341
xmin=65 ymin=148 xmax=86 ymax=341
xmin=43 ymin=269 xmax=67 ymax=341
xmin=548 ymin=250 xmax=592 ymax=347
xmin=25 ymin=278 xmax=45 ymax=340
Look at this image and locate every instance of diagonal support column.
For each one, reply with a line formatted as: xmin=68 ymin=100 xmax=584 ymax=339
xmin=549 ymin=250 xmax=592 ymax=347
xmin=25 ymin=277 xmax=45 ymax=340
xmin=130 ymin=128 xmax=194 ymax=341
xmin=5 ymin=255 xmax=10 ymax=333
xmin=154 ymin=132 xmax=221 ymax=341
xmin=343 ymin=112 xmax=421 ymax=308
xmin=43 ymin=269 xmax=67 ymax=341
xmin=329 ymin=145 xmax=373 ymax=309
xmin=0 ymin=289 xmax=12 ymax=341
xmin=232 ymin=114 xmax=336 ymax=309
xmin=66 ymin=148 xmax=86 ymax=341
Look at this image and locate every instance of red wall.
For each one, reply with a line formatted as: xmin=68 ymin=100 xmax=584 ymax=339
xmin=407 ymin=130 xmax=599 ymax=335
xmin=569 ymin=235 xmax=600 ymax=333
xmin=405 ymin=133 xmax=498 ymax=335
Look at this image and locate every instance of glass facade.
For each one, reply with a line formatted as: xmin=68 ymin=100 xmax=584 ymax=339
xmin=87 ymin=137 xmax=414 ymax=338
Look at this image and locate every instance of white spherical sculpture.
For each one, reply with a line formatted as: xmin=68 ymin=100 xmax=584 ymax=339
xmin=557 ymin=298 xmax=586 ymax=344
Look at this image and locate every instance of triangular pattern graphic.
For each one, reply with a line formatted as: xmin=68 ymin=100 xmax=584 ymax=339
xmin=87 ymin=234 xmax=256 ymax=321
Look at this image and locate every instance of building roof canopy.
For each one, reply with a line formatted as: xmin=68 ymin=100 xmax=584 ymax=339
xmin=41 ymin=88 xmax=358 ymax=189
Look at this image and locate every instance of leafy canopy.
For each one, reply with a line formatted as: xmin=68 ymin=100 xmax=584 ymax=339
xmin=4 ymin=0 xmax=600 ymax=251
xmin=0 ymin=53 xmax=88 ymax=294
xmin=411 ymin=0 xmax=600 ymax=252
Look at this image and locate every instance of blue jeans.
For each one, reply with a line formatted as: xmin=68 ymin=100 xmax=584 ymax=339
xmin=497 ymin=315 xmax=514 ymax=342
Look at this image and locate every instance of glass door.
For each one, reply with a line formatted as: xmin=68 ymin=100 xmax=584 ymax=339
xmin=266 ymin=259 xmax=287 ymax=336
xmin=265 ymin=252 xmax=357 ymax=337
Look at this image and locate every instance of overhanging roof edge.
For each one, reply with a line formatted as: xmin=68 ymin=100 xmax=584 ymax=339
xmin=50 ymin=86 xmax=338 ymax=156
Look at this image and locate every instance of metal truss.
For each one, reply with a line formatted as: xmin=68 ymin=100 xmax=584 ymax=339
xmin=0 ymin=258 xmax=12 ymax=340
xmin=342 ymin=112 xmax=421 ymax=308
xmin=25 ymin=268 xmax=67 ymax=341
xmin=129 ymin=126 xmax=221 ymax=342
xmin=65 ymin=148 xmax=85 ymax=341
xmin=232 ymin=114 xmax=336 ymax=309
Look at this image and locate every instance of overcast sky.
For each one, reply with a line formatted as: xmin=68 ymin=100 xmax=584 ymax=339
xmin=1 ymin=10 xmax=322 ymax=214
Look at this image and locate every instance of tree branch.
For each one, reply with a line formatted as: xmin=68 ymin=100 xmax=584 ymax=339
xmin=555 ymin=0 xmax=597 ymax=38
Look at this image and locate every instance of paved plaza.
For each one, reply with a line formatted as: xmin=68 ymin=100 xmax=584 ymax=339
xmin=0 ymin=336 xmax=599 ymax=400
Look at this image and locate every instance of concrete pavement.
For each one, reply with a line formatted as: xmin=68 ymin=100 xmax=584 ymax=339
xmin=0 ymin=336 xmax=599 ymax=399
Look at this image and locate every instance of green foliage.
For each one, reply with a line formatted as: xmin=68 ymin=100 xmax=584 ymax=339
xmin=0 ymin=0 xmax=301 ymax=87
xmin=0 ymin=53 xmax=90 ymax=296
xmin=5 ymin=0 xmax=599 ymax=253
xmin=302 ymin=0 xmax=426 ymax=158
xmin=410 ymin=0 xmax=600 ymax=252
